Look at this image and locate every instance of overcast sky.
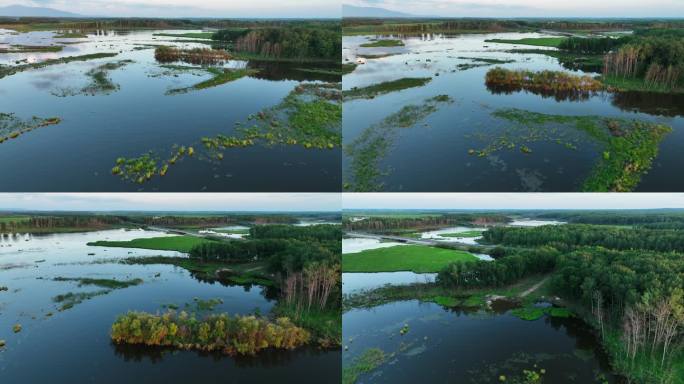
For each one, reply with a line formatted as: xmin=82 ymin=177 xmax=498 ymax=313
xmin=0 ymin=193 xmax=340 ymax=212
xmin=344 ymin=193 xmax=684 ymax=210
xmin=1 ymin=0 xmax=340 ymax=18
xmin=347 ymin=0 xmax=684 ymax=18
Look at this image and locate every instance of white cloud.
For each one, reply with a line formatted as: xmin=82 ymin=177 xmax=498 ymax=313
xmin=0 ymin=193 xmax=341 ymax=212
xmin=343 ymin=193 xmax=684 ymax=210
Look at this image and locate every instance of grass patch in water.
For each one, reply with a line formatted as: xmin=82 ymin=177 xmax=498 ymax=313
xmin=485 ymin=37 xmax=566 ymax=47
xmin=360 ymin=39 xmax=404 ymax=47
xmin=0 ymin=113 xmax=61 ymax=144
xmin=0 ymin=45 xmax=63 ymax=53
xmin=113 ymin=82 xmax=340 ymax=184
xmin=167 ymin=67 xmax=259 ymax=94
xmin=601 ymin=74 xmax=684 ymax=94
xmin=345 ymin=95 xmax=452 ymax=191
xmin=53 ymin=277 xmax=143 ymax=289
xmin=488 ymin=108 xmax=672 ymax=192
xmin=342 ymin=244 xmax=477 ymax=273
xmin=53 ymin=290 xmax=111 ymax=311
xmin=274 ymin=302 xmax=341 ymax=347
xmin=511 ymin=306 xmax=574 ymax=321
xmin=0 ymin=52 xmax=118 ymax=79
xmin=343 ymin=77 xmax=431 ymax=100
xmin=342 ymin=348 xmax=386 ymax=384
xmin=342 ymin=63 xmax=357 ymax=75
xmin=485 ymin=67 xmax=603 ymax=100
xmin=88 ymin=235 xmax=213 ymax=253
xmin=111 ymin=310 xmax=310 ymax=356
xmin=507 ymin=48 xmax=604 ymax=72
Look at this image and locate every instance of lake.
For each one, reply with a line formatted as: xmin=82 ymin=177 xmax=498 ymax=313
xmin=0 ymin=229 xmax=339 ymax=383
xmin=342 ymin=32 xmax=684 ymax=192
xmin=0 ymin=29 xmax=340 ymax=192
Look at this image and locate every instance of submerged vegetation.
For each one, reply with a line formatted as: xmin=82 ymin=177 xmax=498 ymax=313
xmin=342 ymin=348 xmax=386 ymax=384
xmin=0 ymin=44 xmax=63 ymax=53
xmin=343 ymin=77 xmax=431 ymax=100
xmin=166 ymin=67 xmax=259 ymax=95
xmin=112 ymin=82 xmax=341 ymax=184
xmin=52 ymin=277 xmax=143 ymax=289
xmin=345 ymin=95 xmax=453 ymax=191
xmin=110 ymin=310 xmax=310 ymax=356
xmin=53 ymin=60 xmax=133 ymax=97
xmin=485 ymin=108 xmax=671 ymax=192
xmin=0 ymin=52 xmax=118 ymax=80
xmin=0 ymin=113 xmax=61 ymax=144
xmin=485 ymin=37 xmax=566 ymax=48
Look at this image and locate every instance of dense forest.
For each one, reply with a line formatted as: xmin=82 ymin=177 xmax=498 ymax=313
xmin=482 ymin=224 xmax=684 ymax=253
xmin=343 ymin=213 xmax=509 ymax=232
xmin=190 ymin=224 xmax=341 ymax=322
xmin=435 ymin=220 xmax=684 ymax=382
xmin=0 ymin=215 xmax=124 ymax=232
xmin=214 ymin=25 xmax=341 ymax=61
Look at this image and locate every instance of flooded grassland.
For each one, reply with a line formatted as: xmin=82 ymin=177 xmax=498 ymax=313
xmin=342 ymin=32 xmax=684 ymax=192
xmin=0 ymin=28 xmax=341 ymax=191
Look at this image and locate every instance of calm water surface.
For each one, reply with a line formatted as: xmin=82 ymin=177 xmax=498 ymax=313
xmin=342 ymin=32 xmax=684 ymax=191
xmin=0 ymin=29 xmax=340 ymax=191
xmin=0 ymin=229 xmax=339 ymax=382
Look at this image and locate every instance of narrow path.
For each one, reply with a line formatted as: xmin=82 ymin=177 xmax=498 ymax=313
xmin=519 ymin=276 xmax=551 ymax=298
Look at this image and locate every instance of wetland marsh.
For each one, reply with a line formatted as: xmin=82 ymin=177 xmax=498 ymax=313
xmin=342 ymin=23 xmax=684 ymax=192
xmin=0 ymin=21 xmax=341 ymax=191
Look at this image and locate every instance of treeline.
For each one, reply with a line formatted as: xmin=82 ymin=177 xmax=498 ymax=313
xmin=553 ymin=248 xmax=683 ymax=380
xmin=189 ymin=224 xmax=341 ymax=315
xmin=532 ymin=210 xmax=684 ymax=227
xmin=0 ymin=215 xmax=123 ymax=232
xmin=559 ymin=36 xmax=630 ymax=54
xmin=437 ymin=247 xmax=560 ymax=288
xmin=482 ymin=224 xmax=684 ymax=253
xmin=343 ymin=214 xmax=509 ymax=232
xmin=213 ymin=25 xmax=341 ymax=61
xmin=134 ymin=214 xmax=296 ymax=227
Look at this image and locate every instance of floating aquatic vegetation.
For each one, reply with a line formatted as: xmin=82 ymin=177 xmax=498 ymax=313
xmin=166 ymin=67 xmax=259 ymax=95
xmin=0 ymin=113 xmax=61 ymax=144
xmin=0 ymin=52 xmax=118 ymax=80
xmin=344 ymin=95 xmax=453 ymax=191
xmin=478 ymin=108 xmax=672 ymax=192
xmin=360 ymin=39 xmax=404 ymax=48
xmin=154 ymin=46 xmax=231 ymax=65
xmin=111 ymin=82 xmax=341 ymax=184
xmin=53 ymin=290 xmax=113 ymax=311
xmin=342 ymin=348 xmax=386 ymax=384
xmin=343 ymin=77 xmax=431 ymax=100
xmin=342 ymin=63 xmax=358 ymax=75
xmin=485 ymin=67 xmax=604 ymax=101
xmin=53 ymin=60 xmax=133 ymax=97
xmin=110 ymin=310 xmax=310 ymax=356
xmin=456 ymin=57 xmax=515 ymax=71
xmin=12 ymin=324 xmax=21 ymax=333
xmin=0 ymin=45 xmax=63 ymax=53
xmin=52 ymin=276 xmax=143 ymax=289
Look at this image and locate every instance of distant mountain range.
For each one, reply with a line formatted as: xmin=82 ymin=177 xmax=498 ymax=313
xmin=0 ymin=4 xmax=82 ymax=18
xmin=342 ymin=4 xmax=415 ymax=18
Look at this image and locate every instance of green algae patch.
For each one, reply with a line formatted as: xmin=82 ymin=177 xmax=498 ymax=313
xmin=167 ymin=67 xmax=259 ymax=94
xmin=343 ymin=77 xmax=431 ymax=100
xmin=345 ymin=95 xmax=453 ymax=191
xmin=0 ymin=52 xmax=118 ymax=80
xmin=53 ymin=290 xmax=111 ymax=311
xmin=472 ymin=108 xmax=671 ymax=192
xmin=343 ymin=348 xmax=386 ymax=384
xmin=360 ymin=39 xmax=404 ymax=48
xmin=511 ymin=306 xmax=574 ymax=321
xmin=0 ymin=113 xmax=61 ymax=144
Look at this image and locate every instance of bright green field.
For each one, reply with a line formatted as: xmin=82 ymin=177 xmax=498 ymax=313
xmin=342 ymin=245 xmax=478 ymax=273
xmin=485 ymin=37 xmax=566 ymax=47
xmin=87 ymin=235 xmax=214 ymax=253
